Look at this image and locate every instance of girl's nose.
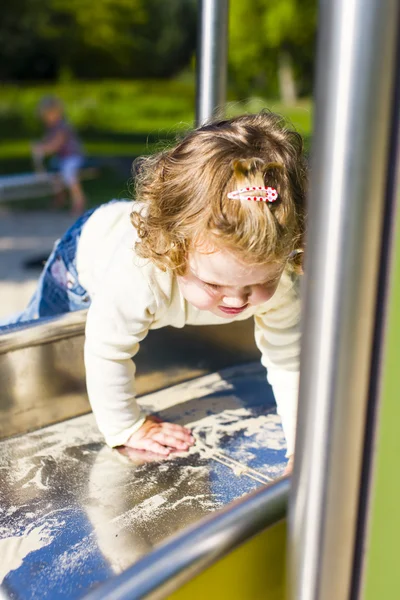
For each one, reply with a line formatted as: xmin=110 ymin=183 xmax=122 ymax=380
xmin=222 ymin=293 xmax=248 ymax=308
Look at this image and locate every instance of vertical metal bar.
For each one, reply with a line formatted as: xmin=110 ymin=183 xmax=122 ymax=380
xmin=288 ymin=0 xmax=400 ymax=599
xmin=195 ymin=0 xmax=229 ymax=126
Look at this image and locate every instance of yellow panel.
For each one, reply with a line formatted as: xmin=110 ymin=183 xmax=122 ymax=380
xmin=168 ymin=521 xmax=286 ymax=600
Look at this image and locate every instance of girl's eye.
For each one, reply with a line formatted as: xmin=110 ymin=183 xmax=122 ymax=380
xmin=203 ymin=281 xmax=220 ymax=291
xmin=262 ymin=278 xmax=279 ymax=288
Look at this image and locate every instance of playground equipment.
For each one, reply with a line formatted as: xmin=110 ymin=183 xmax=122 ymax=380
xmin=195 ymin=0 xmax=228 ymax=126
xmin=0 ymin=148 xmax=98 ymax=205
xmin=0 ymin=171 xmax=61 ymax=203
xmin=0 ymin=159 xmax=99 ymax=204
xmin=1 ymin=0 xmax=400 ymax=598
xmin=0 ymin=308 xmax=288 ymax=598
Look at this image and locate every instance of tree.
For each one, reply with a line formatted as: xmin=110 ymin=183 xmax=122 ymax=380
xmin=0 ymin=0 xmax=197 ymax=80
xmin=229 ymin=0 xmax=317 ymax=101
xmin=0 ymin=0 xmax=58 ymax=79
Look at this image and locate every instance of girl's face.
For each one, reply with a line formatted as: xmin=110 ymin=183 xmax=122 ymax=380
xmin=177 ymin=246 xmax=284 ymax=318
xmin=41 ymin=107 xmax=63 ymax=126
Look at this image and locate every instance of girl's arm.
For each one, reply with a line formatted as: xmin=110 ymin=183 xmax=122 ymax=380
xmin=254 ymin=273 xmax=302 ymax=458
xmin=84 ymin=249 xmax=193 ymax=455
xmin=33 ymin=130 xmax=67 ymax=156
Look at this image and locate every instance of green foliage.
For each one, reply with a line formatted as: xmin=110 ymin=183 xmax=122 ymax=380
xmin=0 ymin=0 xmax=197 ymax=80
xmin=263 ymin=0 xmax=316 ymax=47
xmin=0 ymin=79 xmax=312 ymax=158
xmin=229 ymin=0 xmax=317 ymax=97
xmin=0 ymin=80 xmax=196 ymax=140
xmin=1 ymin=0 xmax=317 ymax=99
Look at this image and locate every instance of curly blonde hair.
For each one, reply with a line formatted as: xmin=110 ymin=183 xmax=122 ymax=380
xmin=131 ymin=111 xmax=307 ymax=275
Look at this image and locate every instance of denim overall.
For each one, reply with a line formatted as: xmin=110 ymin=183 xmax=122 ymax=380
xmin=0 ymin=207 xmax=97 ymax=334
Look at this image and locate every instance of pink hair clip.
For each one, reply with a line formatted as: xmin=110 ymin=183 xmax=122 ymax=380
xmin=227 ymin=186 xmax=279 ymax=203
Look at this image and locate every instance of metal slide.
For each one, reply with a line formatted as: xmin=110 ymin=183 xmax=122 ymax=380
xmin=0 ymin=315 xmax=289 ymax=598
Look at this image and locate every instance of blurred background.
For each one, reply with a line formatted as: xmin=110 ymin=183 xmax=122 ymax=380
xmin=0 ymin=0 xmax=317 ymax=317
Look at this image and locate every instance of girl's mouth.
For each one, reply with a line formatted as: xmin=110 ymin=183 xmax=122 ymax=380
xmin=218 ymin=304 xmax=249 ymax=315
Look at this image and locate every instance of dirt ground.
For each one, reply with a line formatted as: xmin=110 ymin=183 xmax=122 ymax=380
xmin=0 ymin=208 xmax=75 ymax=320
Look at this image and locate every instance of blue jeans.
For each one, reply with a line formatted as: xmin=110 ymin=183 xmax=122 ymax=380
xmin=0 ymin=207 xmax=96 ymax=334
xmin=59 ymin=155 xmax=84 ymax=186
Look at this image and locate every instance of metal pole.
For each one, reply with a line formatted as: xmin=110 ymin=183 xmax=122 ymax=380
xmin=288 ymin=0 xmax=400 ymax=599
xmin=195 ymin=0 xmax=229 ymax=126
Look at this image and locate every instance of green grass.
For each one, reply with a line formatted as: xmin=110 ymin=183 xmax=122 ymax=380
xmin=364 ymin=180 xmax=400 ymax=600
xmin=0 ymin=80 xmax=196 ymax=138
xmin=0 ymin=80 xmax=313 ymax=209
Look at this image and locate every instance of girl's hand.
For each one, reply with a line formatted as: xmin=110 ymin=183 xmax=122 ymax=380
xmin=32 ymin=143 xmax=42 ymax=156
xmin=124 ymin=416 xmax=195 ymax=457
xmin=283 ymin=455 xmax=294 ymax=476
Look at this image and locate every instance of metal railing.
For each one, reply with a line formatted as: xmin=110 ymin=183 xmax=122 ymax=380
xmin=0 ymin=309 xmax=87 ymax=354
xmin=84 ymin=477 xmax=289 ymax=600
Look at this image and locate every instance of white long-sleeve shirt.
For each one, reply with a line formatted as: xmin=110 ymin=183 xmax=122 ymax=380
xmin=77 ymin=201 xmax=301 ymax=455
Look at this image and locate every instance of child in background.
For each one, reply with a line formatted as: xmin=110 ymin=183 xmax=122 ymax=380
xmin=33 ymin=96 xmax=87 ymax=215
xmin=3 ymin=112 xmax=306 ymax=473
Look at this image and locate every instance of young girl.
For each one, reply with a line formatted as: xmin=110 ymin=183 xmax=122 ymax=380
xmin=32 ymin=96 xmax=87 ymax=214
xmin=3 ymin=112 xmax=306 ymax=471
